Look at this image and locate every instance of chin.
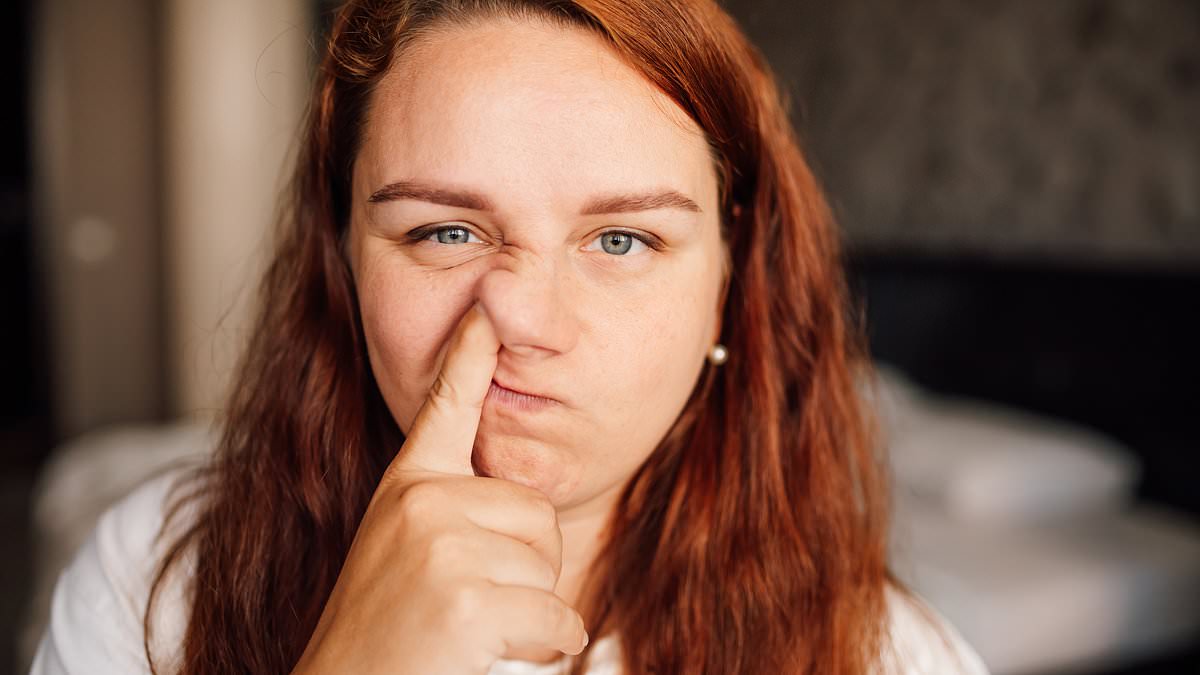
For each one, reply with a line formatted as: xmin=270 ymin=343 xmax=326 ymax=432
xmin=471 ymin=435 xmax=581 ymax=505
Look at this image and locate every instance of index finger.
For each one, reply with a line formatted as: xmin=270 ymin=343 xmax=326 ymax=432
xmin=391 ymin=302 xmax=500 ymax=476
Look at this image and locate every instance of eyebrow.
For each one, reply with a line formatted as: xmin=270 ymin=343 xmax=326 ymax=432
xmin=581 ymin=190 xmax=701 ymax=215
xmin=367 ymin=180 xmax=701 ymax=215
xmin=368 ymin=181 xmax=492 ymax=210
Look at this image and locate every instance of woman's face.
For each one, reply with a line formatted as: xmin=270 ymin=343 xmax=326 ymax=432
xmin=349 ymin=17 xmax=725 ymax=511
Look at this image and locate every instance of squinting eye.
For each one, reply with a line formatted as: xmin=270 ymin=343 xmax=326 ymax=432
xmin=426 ymin=226 xmax=481 ymax=245
xmin=587 ymin=231 xmax=648 ymax=256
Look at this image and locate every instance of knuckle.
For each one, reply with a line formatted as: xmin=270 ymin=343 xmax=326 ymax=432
xmin=533 ymin=557 xmax=558 ymax=591
xmin=525 ymin=492 xmax=559 ymax=532
xmin=563 ymin=605 xmax=585 ymax=644
xmin=442 ymin=583 xmax=485 ymax=629
xmin=540 ymin=594 xmax=570 ymax=632
xmin=395 ymin=481 xmax=444 ymax=525
xmin=425 ymin=531 xmax=467 ymax=568
xmin=428 ymin=372 xmax=469 ymax=410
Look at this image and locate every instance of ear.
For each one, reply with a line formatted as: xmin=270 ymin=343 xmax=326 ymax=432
xmin=712 ymin=244 xmax=732 ymax=345
xmin=711 ymin=202 xmax=740 ymax=344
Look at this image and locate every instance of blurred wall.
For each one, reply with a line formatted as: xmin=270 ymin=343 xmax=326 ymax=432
xmin=730 ymin=0 xmax=1200 ymax=265
xmin=162 ymin=0 xmax=309 ymax=418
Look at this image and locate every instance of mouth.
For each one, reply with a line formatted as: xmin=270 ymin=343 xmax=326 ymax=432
xmin=486 ymin=378 xmax=559 ymax=412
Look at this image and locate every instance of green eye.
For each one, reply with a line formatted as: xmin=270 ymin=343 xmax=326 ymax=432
xmin=590 ymin=230 xmax=648 ymax=256
xmin=428 ymin=226 xmax=479 ymax=244
xmin=601 ymin=232 xmax=632 ymax=254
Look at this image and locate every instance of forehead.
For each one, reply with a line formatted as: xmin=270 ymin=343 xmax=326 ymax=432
xmin=355 ymin=17 xmax=719 ymax=212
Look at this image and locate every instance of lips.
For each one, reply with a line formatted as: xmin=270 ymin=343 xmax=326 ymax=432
xmin=486 ymin=377 xmax=560 ymax=412
xmin=492 ymin=369 xmax=556 ymax=396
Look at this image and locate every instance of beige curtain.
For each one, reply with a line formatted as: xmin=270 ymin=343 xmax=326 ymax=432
xmin=32 ymin=0 xmax=311 ymax=436
xmin=162 ymin=0 xmax=309 ymax=418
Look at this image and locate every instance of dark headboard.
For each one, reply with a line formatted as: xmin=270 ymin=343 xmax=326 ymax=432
xmin=847 ymin=253 xmax=1200 ymax=517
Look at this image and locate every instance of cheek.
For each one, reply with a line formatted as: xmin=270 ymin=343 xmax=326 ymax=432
xmin=638 ymin=291 xmax=708 ymax=401
xmin=563 ymin=296 xmax=706 ymax=504
xmin=586 ymin=271 xmax=711 ymax=439
xmin=358 ymin=262 xmax=474 ymax=432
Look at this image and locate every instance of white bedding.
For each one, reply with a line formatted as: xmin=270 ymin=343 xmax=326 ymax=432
xmin=877 ymin=364 xmax=1200 ymax=674
xmin=892 ymin=496 xmax=1200 ymax=674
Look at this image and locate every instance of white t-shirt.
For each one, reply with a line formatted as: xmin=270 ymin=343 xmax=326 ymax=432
xmin=31 ymin=471 xmax=988 ymax=675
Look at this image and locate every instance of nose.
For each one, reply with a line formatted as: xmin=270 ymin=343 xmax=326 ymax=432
xmin=475 ymin=256 xmax=579 ymax=359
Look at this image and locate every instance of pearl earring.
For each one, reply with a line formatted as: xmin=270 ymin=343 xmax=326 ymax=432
xmin=708 ymin=343 xmax=728 ymax=366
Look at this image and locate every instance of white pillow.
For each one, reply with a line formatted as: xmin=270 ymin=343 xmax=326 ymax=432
xmin=23 ymin=422 xmax=216 ymax=669
xmin=873 ymin=365 xmax=1141 ymax=523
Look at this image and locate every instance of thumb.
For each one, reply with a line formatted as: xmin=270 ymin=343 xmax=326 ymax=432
xmin=392 ymin=302 xmax=499 ymax=476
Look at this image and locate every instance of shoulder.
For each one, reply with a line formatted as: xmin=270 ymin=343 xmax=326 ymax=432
xmin=879 ymin=585 xmax=990 ymax=675
xmin=31 ymin=468 xmax=199 ymax=675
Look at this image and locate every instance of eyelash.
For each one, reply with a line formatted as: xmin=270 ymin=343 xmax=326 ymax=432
xmin=406 ymin=224 xmax=663 ymax=252
xmin=407 ymin=225 xmax=482 ymax=245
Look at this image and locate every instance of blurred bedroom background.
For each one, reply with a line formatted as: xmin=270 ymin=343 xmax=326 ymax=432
xmin=1 ymin=0 xmax=1197 ymax=673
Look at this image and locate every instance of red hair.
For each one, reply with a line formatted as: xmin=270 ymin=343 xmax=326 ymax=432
xmin=148 ymin=1 xmax=892 ymax=673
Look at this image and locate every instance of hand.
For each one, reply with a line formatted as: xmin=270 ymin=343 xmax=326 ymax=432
xmin=292 ymin=303 xmax=588 ymax=674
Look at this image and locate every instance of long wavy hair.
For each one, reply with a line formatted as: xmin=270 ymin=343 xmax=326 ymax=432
xmin=147 ymin=1 xmax=892 ymax=672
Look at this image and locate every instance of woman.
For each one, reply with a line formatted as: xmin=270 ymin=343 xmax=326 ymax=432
xmin=35 ymin=0 xmax=987 ymax=673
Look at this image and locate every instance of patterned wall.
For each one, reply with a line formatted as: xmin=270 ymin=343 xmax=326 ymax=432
xmin=731 ymin=0 xmax=1200 ymax=264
